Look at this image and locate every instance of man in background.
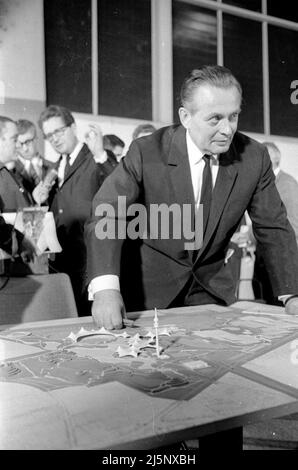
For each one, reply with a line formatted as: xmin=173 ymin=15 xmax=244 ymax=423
xmin=38 ymin=105 xmax=115 ymax=315
xmin=85 ymin=65 xmax=298 ymax=330
xmin=263 ymin=141 xmax=298 ymax=244
xmin=132 ymin=123 xmax=156 ymax=140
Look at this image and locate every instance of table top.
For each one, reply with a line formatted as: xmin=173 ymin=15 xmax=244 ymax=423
xmin=1 ymin=301 xmax=298 ymax=450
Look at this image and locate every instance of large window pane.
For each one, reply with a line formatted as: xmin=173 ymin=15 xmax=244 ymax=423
xmin=267 ymin=2 xmax=298 ymax=23
xmin=98 ymin=0 xmax=151 ymax=120
xmin=269 ymin=26 xmax=298 ymax=137
xmin=223 ymin=1 xmax=261 ymax=12
xmin=223 ymin=14 xmax=263 ymax=133
xmin=172 ymin=2 xmax=217 ymax=123
xmin=44 ymin=0 xmax=92 ymax=113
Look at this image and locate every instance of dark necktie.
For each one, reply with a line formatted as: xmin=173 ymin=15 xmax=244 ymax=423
xmin=63 ymin=154 xmax=71 ymax=180
xmin=199 ymin=154 xmax=213 ymax=235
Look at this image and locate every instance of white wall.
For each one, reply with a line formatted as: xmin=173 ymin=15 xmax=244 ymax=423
xmin=0 ymin=0 xmax=45 ymax=102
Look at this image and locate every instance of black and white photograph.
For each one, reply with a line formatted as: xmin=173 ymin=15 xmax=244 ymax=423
xmin=1 ymin=0 xmax=298 ymax=461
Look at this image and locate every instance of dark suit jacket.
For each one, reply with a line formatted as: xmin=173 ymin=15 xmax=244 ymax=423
xmin=85 ymin=126 xmax=298 ymax=311
xmin=0 ymin=164 xmax=32 ymax=212
xmin=275 ymin=170 xmax=298 ymax=245
xmin=50 ymin=143 xmax=115 ymax=276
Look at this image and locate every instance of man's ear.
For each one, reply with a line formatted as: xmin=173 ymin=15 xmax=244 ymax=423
xmin=178 ymin=107 xmax=191 ymax=129
xmin=70 ymin=122 xmax=77 ymax=134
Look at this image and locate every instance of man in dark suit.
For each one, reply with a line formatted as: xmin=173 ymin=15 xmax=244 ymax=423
xmin=0 ymin=215 xmax=35 ymax=263
xmin=0 ymin=116 xmax=33 ymax=212
xmin=85 ymin=65 xmax=298 ymax=330
xmin=38 ymin=105 xmax=115 ymax=315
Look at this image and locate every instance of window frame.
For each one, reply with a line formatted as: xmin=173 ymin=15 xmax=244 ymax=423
xmin=48 ymin=0 xmax=298 ymax=136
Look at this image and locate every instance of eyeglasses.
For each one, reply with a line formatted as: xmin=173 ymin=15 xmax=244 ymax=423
xmin=17 ymin=137 xmax=36 ymax=147
xmin=43 ymin=125 xmax=70 ymax=142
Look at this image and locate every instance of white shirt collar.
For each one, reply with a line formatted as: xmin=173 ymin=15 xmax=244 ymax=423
xmin=186 ymin=130 xmax=218 ymax=166
xmin=17 ymin=154 xmax=42 ymax=172
xmin=274 ymin=167 xmax=280 ymax=177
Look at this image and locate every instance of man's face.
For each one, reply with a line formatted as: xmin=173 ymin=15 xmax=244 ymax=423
xmin=16 ymin=128 xmax=38 ymax=160
xmin=42 ymin=116 xmax=77 ymax=155
xmin=0 ymin=122 xmax=18 ymax=164
xmin=179 ymin=84 xmax=241 ymax=155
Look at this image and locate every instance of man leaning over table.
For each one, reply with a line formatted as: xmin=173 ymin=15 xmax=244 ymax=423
xmin=85 ymin=65 xmax=298 ymax=330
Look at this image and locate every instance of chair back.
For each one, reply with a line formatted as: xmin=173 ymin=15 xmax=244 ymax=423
xmin=0 ymin=273 xmax=78 ymax=325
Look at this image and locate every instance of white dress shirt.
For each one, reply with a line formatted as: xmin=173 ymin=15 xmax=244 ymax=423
xmin=88 ymin=130 xmax=219 ymax=299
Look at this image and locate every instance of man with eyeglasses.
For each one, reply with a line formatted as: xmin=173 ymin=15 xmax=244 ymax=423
xmin=14 ymin=119 xmax=54 ymax=197
xmin=38 ymin=105 xmax=114 ymax=316
xmin=86 ymin=65 xmax=298 ymax=331
xmin=0 ymin=116 xmax=33 ymax=212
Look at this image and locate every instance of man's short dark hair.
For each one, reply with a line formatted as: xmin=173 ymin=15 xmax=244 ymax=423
xmin=16 ymin=119 xmax=36 ymax=137
xmin=38 ymin=105 xmax=75 ymax=130
xmin=180 ymin=65 xmax=242 ymax=111
xmin=0 ymin=116 xmax=15 ymax=138
xmin=103 ymin=134 xmax=125 ymax=149
xmin=132 ymin=123 xmax=157 ymax=140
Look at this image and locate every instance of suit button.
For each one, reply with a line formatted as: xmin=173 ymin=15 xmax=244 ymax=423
xmin=59 ymin=209 xmax=63 ymax=214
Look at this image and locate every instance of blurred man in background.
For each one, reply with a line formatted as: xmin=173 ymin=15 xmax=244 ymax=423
xmin=15 ymin=119 xmax=53 ymax=197
xmin=253 ymin=142 xmax=298 ymax=304
xmin=263 ymin=141 xmax=298 ymax=244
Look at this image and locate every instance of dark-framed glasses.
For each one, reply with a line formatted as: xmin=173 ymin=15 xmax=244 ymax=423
xmin=43 ymin=125 xmax=70 ymax=142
